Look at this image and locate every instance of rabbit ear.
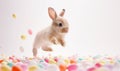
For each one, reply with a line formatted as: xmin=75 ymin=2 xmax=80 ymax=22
xmin=48 ymin=7 xmax=57 ymax=20
xmin=59 ymin=9 xmax=65 ymax=17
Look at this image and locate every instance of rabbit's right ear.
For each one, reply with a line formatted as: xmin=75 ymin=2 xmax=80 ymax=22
xmin=48 ymin=7 xmax=57 ymax=20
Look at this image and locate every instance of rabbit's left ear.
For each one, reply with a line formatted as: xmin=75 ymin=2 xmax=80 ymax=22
xmin=48 ymin=7 xmax=57 ymax=20
xmin=59 ymin=9 xmax=65 ymax=17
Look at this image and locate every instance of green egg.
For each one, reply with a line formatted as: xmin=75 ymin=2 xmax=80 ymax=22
xmin=7 ymin=62 xmax=13 ymax=67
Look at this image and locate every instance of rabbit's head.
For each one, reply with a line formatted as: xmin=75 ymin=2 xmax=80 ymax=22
xmin=48 ymin=7 xmax=69 ymax=34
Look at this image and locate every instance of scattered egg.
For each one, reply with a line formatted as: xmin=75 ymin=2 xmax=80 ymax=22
xmin=21 ymin=35 xmax=26 ymax=40
xmin=46 ymin=64 xmax=59 ymax=71
xmin=59 ymin=64 xmax=66 ymax=71
xmin=12 ymin=14 xmax=16 ymax=19
xmin=67 ymin=64 xmax=78 ymax=71
xmin=28 ymin=29 xmax=33 ymax=35
xmin=7 ymin=62 xmax=13 ymax=67
xmin=12 ymin=65 xmax=22 ymax=71
xmin=0 ymin=65 xmax=11 ymax=71
xmin=28 ymin=65 xmax=39 ymax=71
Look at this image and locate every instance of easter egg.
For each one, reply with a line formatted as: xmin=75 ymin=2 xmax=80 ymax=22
xmin=28 ymin=29 xmax=32 ymax=35
xmin=70 ymin=59 xmax=76 ymax=64
xmin=64 ymin=59 xmax=70 ymax=65
xmin=7 ymin=62 xmax=14 ymax=67
xmin=1 ymin=61 xmax=7 ymax=65
xmin=12 ymin=13 xmax=16 ymax=19
xmin=44 ymin=58 xmax=49 ymax=63
xmin=95 ymin=63 xmax=102 ymax=68
xmin=0 ymin=60 xmax=3 ymax=63
xmin=95 ymin=67 xmax=109 ymax=71
xmin=16 ymin=63 xmax=28 ymax=71
xmin=54 ymin=57 xmax=58 ymax=62
xmin=28 ymin=65 xmax=38 ymax=71
xmin=21 ymin=35 xmax=26 ymax=40
xmin=49 ymin=59 xmax=56 ymax=64
xmin=20 ymin=64 xmax=28 ymax=71
xmin=67 ymin=64 xmax=78 ymax=71
xmin=12 ymin=65 xmax=22 ymax=71
xmin=46 ymin=64 xmax=59 ymax=71
xmin=59 ymin=64 xmax=67 ymax=71
xmin=0 ymin=65 xmax=11 ymax=71
xmin=87 ymin=67 xmax=96 ymax=71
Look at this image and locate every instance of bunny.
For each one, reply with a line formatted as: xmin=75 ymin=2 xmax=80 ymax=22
xmin=33 ymin=7 xmax=69 ymax=57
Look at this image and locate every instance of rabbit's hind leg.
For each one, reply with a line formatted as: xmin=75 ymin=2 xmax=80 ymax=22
xmin=33 ymin=47 xmax=37 ymax=57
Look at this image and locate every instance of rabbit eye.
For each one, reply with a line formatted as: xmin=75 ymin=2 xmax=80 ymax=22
xmin=58 ymin=23 xmax=62 ymax=27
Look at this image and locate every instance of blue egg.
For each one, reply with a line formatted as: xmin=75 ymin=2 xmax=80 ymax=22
xmin=7 ymin=62 xmax=13 ymax=67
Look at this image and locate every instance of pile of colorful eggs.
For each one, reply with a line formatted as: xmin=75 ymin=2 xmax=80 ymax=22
xmin=0 ymin=55 xmax=120 ymax=71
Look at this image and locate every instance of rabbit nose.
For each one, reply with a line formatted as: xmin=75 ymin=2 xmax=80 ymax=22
xmin=62 ymin=27 xmax=69 ymax=33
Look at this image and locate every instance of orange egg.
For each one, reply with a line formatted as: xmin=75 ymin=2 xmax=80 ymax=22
xmin=0 ymin=60 xmax=3 ymax=63
xmin=12 ymin=65 xmax=22 ymax=71
xmin=70 ymin=59 xmax=76 ymax=64
xmin=59 ymin=64 xmax=67 ymax=71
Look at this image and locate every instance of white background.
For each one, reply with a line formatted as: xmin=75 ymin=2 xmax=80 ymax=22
xmin=0 ymin=0 xmax=120 ymax=57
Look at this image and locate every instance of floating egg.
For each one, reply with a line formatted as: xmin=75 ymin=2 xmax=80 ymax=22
xmin=12 ymin=13 xmax=16 ymax=19
xmin=28 ymin=29 xmax=32 ymax=35
xmin=21 ymin=35 xmax=26 ymax=40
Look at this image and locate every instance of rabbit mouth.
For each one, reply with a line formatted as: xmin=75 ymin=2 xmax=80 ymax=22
xmin=61 ymin=28 xmax=68 ymax=33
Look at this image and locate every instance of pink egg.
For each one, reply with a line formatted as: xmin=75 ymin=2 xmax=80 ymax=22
xmin=67 ymin=64 xmax=78 ymax=71
xmin=20 ymin=64 xmax=28 ymax=71
xmin=95 ymin=63 xmax=102 ymax=68
xmin=44 ymin=58 xmax=49 ymax=63
xmin=28 ymin=29 xmax=32 ymax=35
xmin=54 ymin=57 xmax=58 ymax=62
xmin=16 ymin=62 xmax=28 ymax=71
xmin=87 ymin=67 xmax=96 ymax=71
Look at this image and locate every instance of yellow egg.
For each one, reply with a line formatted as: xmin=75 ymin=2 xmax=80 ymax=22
xmin=12 ymin=14 xmax=16 ymax=19
xmin=64 ymin=59 xmax=70 ymax=65
xmin=0 ymin=65 xmax=11 ymax=71
xmin=28 ymin=65 xmax=38 ymax=71
xmin=110 ymin=60 xmax=114 ymax=64
xmin=49 ymin=59 xmax=56 ymax=64
xmin=1 ymin=61 xmax=7 ymax=65
xmin=21 ymin=35 xmax=26 ymax=40
xmin=99 ymin=60 xmax=105 ymax=65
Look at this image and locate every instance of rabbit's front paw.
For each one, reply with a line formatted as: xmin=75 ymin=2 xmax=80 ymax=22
xmin=58 ymin=39 xmax=65 ymax=47
xmin=51 ymin=38 xmax=58 ymax=44
xmin=42 ymin=47 xmax=53 ymax=51
xmin=49 ymin=36 xmax=58 ymax=45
